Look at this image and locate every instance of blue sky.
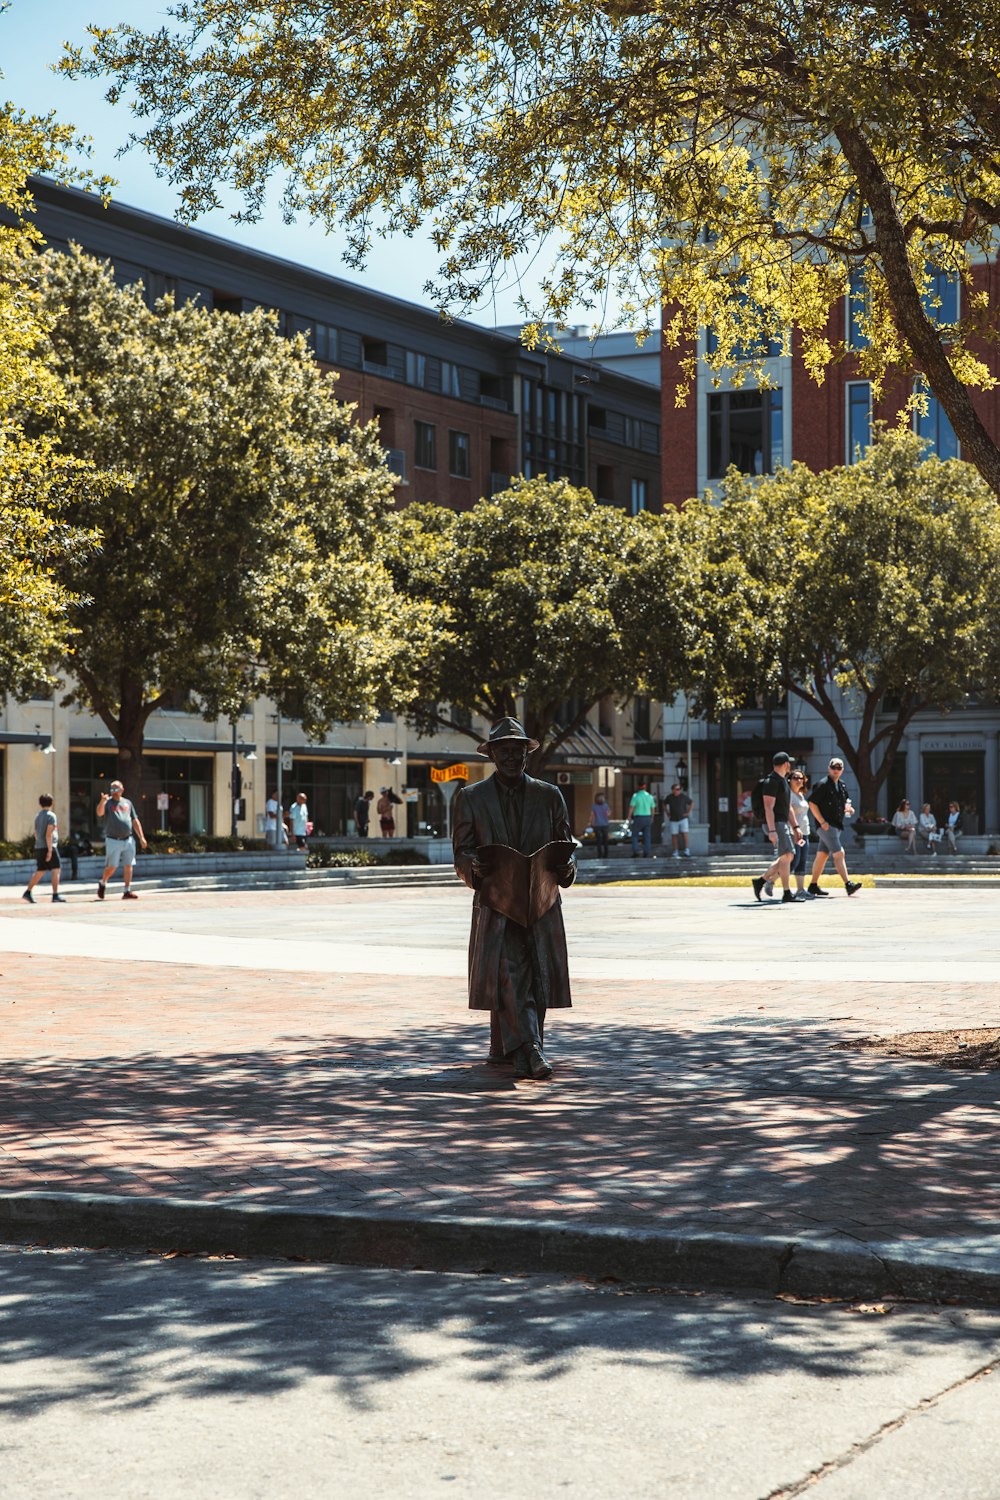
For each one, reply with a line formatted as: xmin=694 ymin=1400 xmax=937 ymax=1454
xmin=0 ymin=0 xmax=551 ymax=326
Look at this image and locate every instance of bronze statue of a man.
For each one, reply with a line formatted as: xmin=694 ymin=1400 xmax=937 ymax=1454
xmin=452 ymin=718 xmax=576 ymax=1079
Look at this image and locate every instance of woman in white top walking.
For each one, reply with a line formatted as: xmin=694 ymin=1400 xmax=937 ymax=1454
xmin=789 ymin=770 xmax=811 ymax=897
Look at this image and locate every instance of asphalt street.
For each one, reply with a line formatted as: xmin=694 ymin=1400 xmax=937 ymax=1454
xmin=1 ymin=1245 xmax=999 ymax=1500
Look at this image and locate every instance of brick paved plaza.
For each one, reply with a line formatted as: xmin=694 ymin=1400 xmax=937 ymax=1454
xmin=2 ymin=882 xmax=999 ymax=1288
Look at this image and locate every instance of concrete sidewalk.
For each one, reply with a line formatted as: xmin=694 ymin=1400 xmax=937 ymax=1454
xmin=2 ymin=885 xmax=1000 ymax=1303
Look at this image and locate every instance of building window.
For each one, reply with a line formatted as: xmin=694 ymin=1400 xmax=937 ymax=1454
xmin=449 ymin=429 xmax=471 ymax=478
xmin=914 ymin=380 xmax=959 ymax=459
xmin=442 ymin=361 xmax=462 ymax=398
xmin=630 ymin=477 xmax=647 ymax=514
xmin=846 ymin=269 xmax=869 ymax=351
xmin=414 ymin=420 xmax=437 ymax=471
xmin=308 ymin=321 xmax=337 ymax=363
xmin=708 ymin=389 xmax=783 ymax=478
xmin=922 ymin=269 xmax=959 ymax=327
xmin=406 ymin=350 xmax=428 ymax=386
xmin=846 ymin=382 xmax=872 ymax=463
xmin=706 ymin=288 xmax=782 ymax=361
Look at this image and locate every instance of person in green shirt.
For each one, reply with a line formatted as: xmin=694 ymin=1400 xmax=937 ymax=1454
xmin=628 ymin=782 xmax=657 ymax=857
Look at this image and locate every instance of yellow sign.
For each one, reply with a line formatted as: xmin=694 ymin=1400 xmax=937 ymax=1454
xmin=431 ymin=764 xmax=469 ymax=784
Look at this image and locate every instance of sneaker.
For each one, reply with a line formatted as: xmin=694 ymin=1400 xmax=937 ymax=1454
xmin=671 ymin=850 xmax=680 ymax=859
xmin=51 ymin=894 xmax=67 ymax=903
xmin=681 ymin=849 xmax=692 ymax=858
xmin=752 ymin=876 xmax=766 ymax=902
xmin=845 ymin=880 xmax=862 ymax=898
xmin=763 ymin=880 xmax=774 ymax=898
xmin=781 ymin=889 xmax=797 ymax=904
xmin=21 ymin=888 xmax=34 ymax=904
xmin=96 ymin=881 xmax=105 ymax=901
xmin=808 ymin=882 xmax=830 ymax=898
xmin=122 ymin=890 xmax=139 ymax=900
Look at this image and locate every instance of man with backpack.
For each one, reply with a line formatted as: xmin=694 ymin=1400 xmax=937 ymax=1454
xmin=806 ymin=757 xmax=862 ymax=898
xmin=751 ymin=751 xmax=806 ymax=904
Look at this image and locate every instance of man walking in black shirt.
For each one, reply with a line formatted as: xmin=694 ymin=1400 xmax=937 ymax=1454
xmin=807 ymin=757 xmax=862 ymax=898
xmin=752 ymin=752 xmax=806 ymax=905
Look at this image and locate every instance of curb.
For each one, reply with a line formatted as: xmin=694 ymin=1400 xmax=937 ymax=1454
xmin=3 ymin=1192 xmax=1000 ymax=1306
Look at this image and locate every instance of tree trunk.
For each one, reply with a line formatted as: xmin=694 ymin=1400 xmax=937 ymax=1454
xmin=114 ymin=672 xmax=155 ymax=831
xmin=836 ymin=121 xmax=1000 ymax=497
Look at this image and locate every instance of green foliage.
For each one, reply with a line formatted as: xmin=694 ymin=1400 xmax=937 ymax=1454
xmin=385 ymin=476 xmax=692 ymax=762
xmin=0 ymin=110 xmax=107 ymax=699
xmin=145 ymin=831 xmax=269 ymax=853
xmin=34 ymin=248 xmax=433 ymax=771
xmin=696 ymin=429 xmax=1000 ymax=805
xmin=66 ymin=1 xmax=1000 ymax=489
xmin=0 ymin=835 xmax=36 ymax=862
xmin=306 ymin=847 xmax=378 ymax=868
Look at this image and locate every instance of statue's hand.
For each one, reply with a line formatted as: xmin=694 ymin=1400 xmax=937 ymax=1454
xmin=554 ymin=861 xmax=575 ymax=884
xmin=470 ymin=857 xmax=487 ymax=883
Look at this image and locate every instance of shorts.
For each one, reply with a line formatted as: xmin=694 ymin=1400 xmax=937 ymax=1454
xmin=817 ymin=826 xmax=844 ymax=856
xmin=771 ymin=822 xmax=795 ymax=858
xmin=104 ymin=836 xmax=136 ymax=872
xmin=669 ymin=818 xmax=690 ymax=835
xmin=34 ymin=848 xmax=61 ymax=871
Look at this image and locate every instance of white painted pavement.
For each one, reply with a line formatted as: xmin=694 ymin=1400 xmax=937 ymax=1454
xmin=1 ymin=884 xmax=998 ymax=984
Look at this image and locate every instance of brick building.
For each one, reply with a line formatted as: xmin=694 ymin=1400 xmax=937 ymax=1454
xmin=0 ymin=181 xmax=663 ymax=843
xmin=657 ymin=269 xmax=1000 ymax=841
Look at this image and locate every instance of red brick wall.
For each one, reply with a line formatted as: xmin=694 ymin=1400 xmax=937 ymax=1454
xmin=326 ymin=366 xmax=518 ymax=510
xmin=659 ymin=321 xmax=697 ymax=509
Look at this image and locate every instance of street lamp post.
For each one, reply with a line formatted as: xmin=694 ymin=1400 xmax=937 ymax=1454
xmin=230 ymin=720 xmax=243 ymax=838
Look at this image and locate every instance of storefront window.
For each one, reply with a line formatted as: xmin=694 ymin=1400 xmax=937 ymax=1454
xmin=402 ymin=764 xmax=449 ymax=837
xmin=265 ymin=758 xmax=361 ymax=836
xmin=69 ymin=752 xmax=214 ymax=838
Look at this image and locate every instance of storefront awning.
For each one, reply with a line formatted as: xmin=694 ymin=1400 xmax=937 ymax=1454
xmin=547 ymin=721 xmax=631 ymax=768
xmin=71 ymin=737 xmax=256 ymax=754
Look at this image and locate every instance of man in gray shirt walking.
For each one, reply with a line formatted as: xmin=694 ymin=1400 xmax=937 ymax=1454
xmin=96 ymin=779 xmax=148 ymax=900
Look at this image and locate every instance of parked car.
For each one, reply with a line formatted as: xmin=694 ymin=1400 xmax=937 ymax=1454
xmin=579 ymin=818 xmax=632 ymax=845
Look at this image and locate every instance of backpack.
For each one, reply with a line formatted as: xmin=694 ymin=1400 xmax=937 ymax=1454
xmin=749 ymin=776 xmax=771 ymax=823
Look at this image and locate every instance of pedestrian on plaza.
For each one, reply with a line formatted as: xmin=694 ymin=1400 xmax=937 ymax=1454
xmin=665 ymin=782 xmax=694 ymax=859
xmin=806 ymin=757 xmax=861 ymax=897
xmin=941 ymin=800 xmax=963 ymax=853
xmin=751 ymin=751 xmax=806 ymax=905
xmin=918 ymin=802 xmax=940 ymax=854
xmin=288 ymin=791 xmax=310 ymax=850
xmin=892 ymin=798 xmax=917 ymax=853
xmin=23 ymin=794 xmax=66 ymax=904
xmin=588 ymin=791 xmax=611 ymax=859
xmin=788 ymin=770 xmax=811 ymax=897
xmin=62 ymin=828 xmax=90 ymax=882
xmin=377 ymin=787 xmax=400 ymax=838
xmin=354 ymin=789 xmax=375 ymax=838
xmin=96 ymin=779 xmax=148 ymax=901
xmin=628 ymin=781 xmax=657 ymax=858
xmin=453 ymin=717 xmax=575 ymax=1080
xmin=264 ymin=788 xmax=282 ymax=849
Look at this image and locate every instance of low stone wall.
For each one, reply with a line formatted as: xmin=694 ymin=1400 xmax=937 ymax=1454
xmin=0 ymin=850 xmax=307 ymax=886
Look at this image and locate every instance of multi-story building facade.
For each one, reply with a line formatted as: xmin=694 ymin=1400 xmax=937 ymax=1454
xmin=656 ymin=272 xmax=1000 ymax=841
xmin=0 ymin=181 xmax=664 ymax=844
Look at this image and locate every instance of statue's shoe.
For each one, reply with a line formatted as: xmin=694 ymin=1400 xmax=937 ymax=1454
xmin=515 ymin=1044 xmax=553 ymax=1080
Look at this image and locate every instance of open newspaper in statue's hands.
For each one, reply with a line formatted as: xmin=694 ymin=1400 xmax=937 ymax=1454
xmin=476 ymin=840 xmax=576 ymax=928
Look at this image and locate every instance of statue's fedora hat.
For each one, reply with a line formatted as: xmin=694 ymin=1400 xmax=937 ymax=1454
xmin=477 ymin=717 xmax=540 ymax=755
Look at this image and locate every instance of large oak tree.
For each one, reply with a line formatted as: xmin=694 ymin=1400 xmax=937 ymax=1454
xmin=66 ymin=1 xmax=1000 ymax=490
xmin=695 ymin=430 xmax=1000 ymax=813
xmin=0 ymin=111 xmax=105 ymax=699
xmin=35 ymin=246 xmax=431 ymax=786
xmin=385 ymin=476 xmax=694 ymax=770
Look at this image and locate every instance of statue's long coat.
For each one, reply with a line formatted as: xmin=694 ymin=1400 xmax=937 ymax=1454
xmin=452 ymin=773 xmax=575 ymax=1012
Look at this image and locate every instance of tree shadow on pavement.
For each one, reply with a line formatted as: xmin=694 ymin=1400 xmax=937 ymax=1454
xmin=0 ymin=1246 xmax=998 ymax=1419
xmin=3 ymin=1018 xmax=1000 ymax=1241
